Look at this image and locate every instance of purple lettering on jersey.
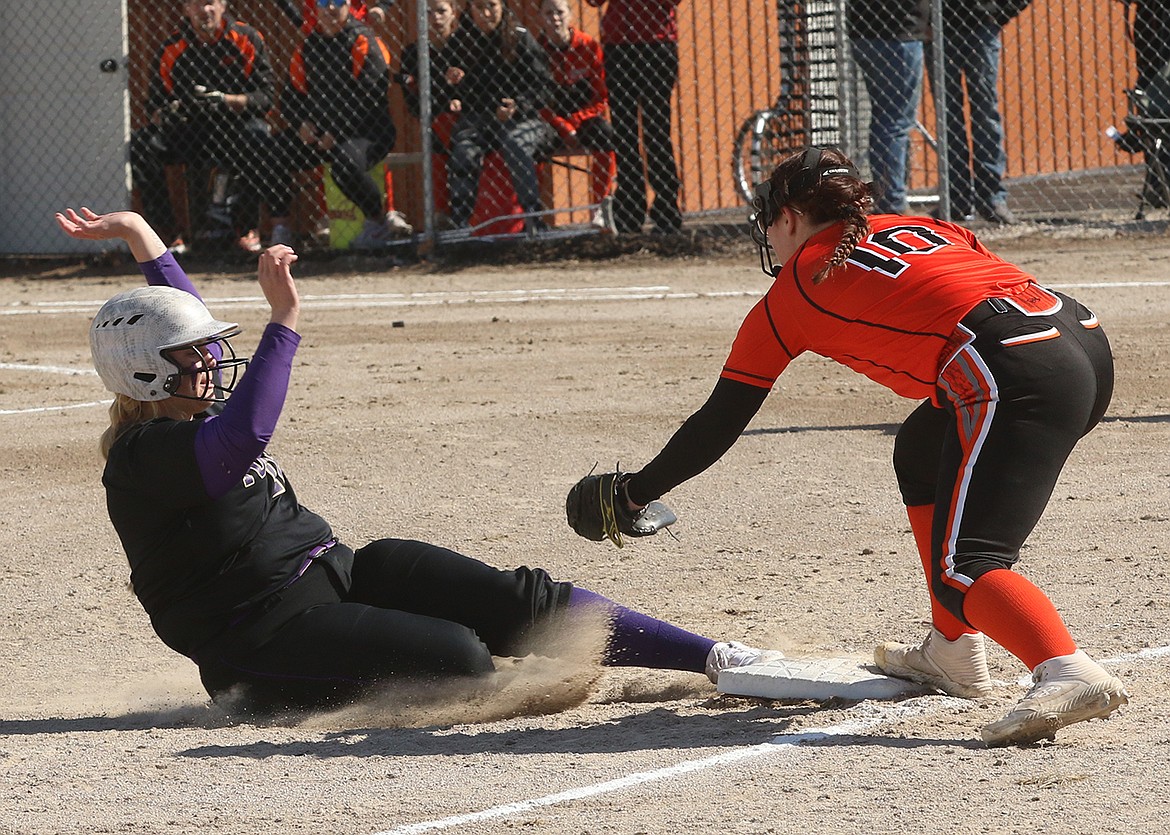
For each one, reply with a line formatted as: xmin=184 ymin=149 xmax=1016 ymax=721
xmin=241 ymin=453 xmax=289 ymax=499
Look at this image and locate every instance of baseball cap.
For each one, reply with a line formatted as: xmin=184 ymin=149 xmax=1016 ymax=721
xmin=317 ymin=0 xmax=349 ymax=7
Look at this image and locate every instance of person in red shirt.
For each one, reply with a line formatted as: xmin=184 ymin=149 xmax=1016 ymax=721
xmin=584 ymin=0 xmax=682 ymax=234
xmin=567 ymin=146 xmax=1129 ymax=748
xmin=537 ymin=0 xmax=615 ymax=223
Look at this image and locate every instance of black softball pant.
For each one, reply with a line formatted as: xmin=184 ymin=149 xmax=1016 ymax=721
xmin=604 ymin=42 xmax=681 ymax=233
xmin=892 ymin=292 xmax=1113 ymax=625
xmin=195 ymin=539 xmax=571 ymax=715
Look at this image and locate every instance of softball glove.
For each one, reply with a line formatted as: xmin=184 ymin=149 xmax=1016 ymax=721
xmin=565 ymin=469 xmax=677 ymax=548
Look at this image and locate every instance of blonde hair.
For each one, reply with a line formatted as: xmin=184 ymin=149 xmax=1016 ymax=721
xmin=100 ymin=394 xmax=167 ymax=459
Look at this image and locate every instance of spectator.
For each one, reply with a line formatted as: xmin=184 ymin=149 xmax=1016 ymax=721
xmin=130 ymin=0 xmax=282 ymax=253
xmin=930 ymin=1 xmax=1033 ymax=225
xmin=443 ymin=0 xmax=558 ymax=232
xmin=538 ymin=0 xmax=616 ymax=228
xmin=1115 ymin=0 xmax=1170 ymax=208
xmin=273 ymin=0 xmax=390 ymax=35
xmin=397 ymin=0 xmax=463 ymax=219
xmin=1123 ymin=0 xmax=1170 ymax=86
xmin=585 ymin=0 xmax=683 ymax=234
xmin=398 ymin=0 xmax=462 ymax=126
xmin=846 ymin=0 xmax=930 ymax=214
xmin=269 ymin=0 xmax=412 ymax=250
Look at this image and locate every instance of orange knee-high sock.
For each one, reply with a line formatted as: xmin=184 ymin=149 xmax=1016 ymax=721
xmin=963 ymin=568 xmax=1077 ymax=670
xmin=906 ymin=504 xmax=974 ymax=640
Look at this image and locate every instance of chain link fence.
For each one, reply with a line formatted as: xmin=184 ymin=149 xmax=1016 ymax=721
xmin=1 ymin=0 xmax=1161 ymax=256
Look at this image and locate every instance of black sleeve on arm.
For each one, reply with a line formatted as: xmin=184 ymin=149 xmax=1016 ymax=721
xmin=625 ymin=377 xmax=771 ymax=506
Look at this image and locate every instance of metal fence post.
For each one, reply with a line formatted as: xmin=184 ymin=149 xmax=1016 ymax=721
xmin=931 ymin=0 xmax=951 ymax=220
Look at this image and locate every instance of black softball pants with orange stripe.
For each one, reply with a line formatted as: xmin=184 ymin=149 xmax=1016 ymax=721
xmin=892 ymin=292 xmax=1113 ymax=625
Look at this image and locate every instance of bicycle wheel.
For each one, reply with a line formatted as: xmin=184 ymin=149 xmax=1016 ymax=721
xmin=733 ymin=109 xmax=810 ymax=204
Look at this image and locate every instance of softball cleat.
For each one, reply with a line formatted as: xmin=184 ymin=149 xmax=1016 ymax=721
xmin=874 ymin=627 xmax=993 ymax=699
xmin=981 ymin=650 xmax=1128 ymax=747
xmin=705 ymin=641 xmax=784 ymax=684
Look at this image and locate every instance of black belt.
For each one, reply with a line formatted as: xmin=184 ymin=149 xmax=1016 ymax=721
xmin=959 ymin=296 xmax=1016 ymax=331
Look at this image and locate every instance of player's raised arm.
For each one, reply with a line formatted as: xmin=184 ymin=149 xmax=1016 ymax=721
xmin=54 ymin=208 xmax=166 ymax=263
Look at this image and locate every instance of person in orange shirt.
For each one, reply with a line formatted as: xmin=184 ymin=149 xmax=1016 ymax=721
xmin=567 ymin=146 xmax=1129 ymax=747
xmin=268 ymin=0 xmax=412 ymax=250
xmin=537 ymin=0 xmax=616 ymax=225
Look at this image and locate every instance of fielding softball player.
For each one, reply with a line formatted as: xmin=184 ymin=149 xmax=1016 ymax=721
xmin=566 ymin=146 xmax=1129 ymax=747
xmin=59 ymin=207 xmax=776 ymax=717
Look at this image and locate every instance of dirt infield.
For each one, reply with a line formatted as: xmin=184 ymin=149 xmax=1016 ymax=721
xmin=2 ymin=230 xmax=1168 ymax=834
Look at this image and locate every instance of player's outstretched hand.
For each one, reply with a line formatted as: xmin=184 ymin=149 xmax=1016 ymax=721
xmin=257 ymin=245 xmax=300 ymax=332
xmin=566 ymin=470 xmax=678 ymax=548
xmin=54 ymin=207 xmax=165 ymax=262
xmin=55 ymin=207 xmax=143 ymax=242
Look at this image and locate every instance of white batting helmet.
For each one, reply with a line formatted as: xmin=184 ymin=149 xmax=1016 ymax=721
xmin=89 ymin=286 xmax=243 ymax=401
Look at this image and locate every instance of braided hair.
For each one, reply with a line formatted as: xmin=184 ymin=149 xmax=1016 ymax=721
xmin=767 ymin=147 xmax=874 ymax=284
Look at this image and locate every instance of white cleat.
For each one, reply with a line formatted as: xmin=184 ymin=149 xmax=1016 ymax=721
xmin=705 ymin=641 xmax=784 ymax=684
xmin=981 ymin=650 xmax=1128 ymax=747
xmin=385 ymin=209 xmax=414 ymax=237
xmin=874 ymin=627 xmax=993 ymax=699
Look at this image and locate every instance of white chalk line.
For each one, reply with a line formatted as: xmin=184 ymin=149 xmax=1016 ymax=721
xmin=0 ymin=285 xmax=699 ymax=316
xmin=2 ymin=280 xmax=1166 ymax=318
xmin=374 ymin=645 xmax=1168 ymax=835
xmin=4 ymin=277 xmax=1167 ymax=414
xmin=0 ymin=362 xmax=97 ymax=376
xmin=0 ymin=399 xmax=111 ymax=416
xmin=0 ymin=363 xmax=104 ymax=416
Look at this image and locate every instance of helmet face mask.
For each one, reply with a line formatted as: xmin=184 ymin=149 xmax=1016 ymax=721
xmin=90 ymin=286 xmax=247 ymax=402
xmin=160 ymin=338 xmax=247 ymax=403
xmin=749 ymin=180 xmax=780 ymax=277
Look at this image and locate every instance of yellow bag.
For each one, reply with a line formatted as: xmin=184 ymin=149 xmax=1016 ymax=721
xmin=324 ymin=162 xmax=385 ymax=249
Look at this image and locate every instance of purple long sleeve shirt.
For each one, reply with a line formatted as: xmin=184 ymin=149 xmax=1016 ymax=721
xmin=140 ymin=252 xmax=300 ymax=498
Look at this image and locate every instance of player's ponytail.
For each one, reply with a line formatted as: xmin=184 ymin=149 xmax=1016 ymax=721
xmin=770 ymin=147 xmax=873 ymax=284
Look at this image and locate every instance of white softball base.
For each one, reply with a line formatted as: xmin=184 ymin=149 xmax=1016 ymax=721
xmin=718 ymin=656 xmax=931 ymax=701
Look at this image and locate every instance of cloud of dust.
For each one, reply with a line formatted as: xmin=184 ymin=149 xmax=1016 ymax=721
xmin=95 ymin=673 xmax=232 ymax=729
xmin=102 ymin=607 xmax=720 ymax=731
xmin=299 ymin=604 xmax=614 ymax=730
